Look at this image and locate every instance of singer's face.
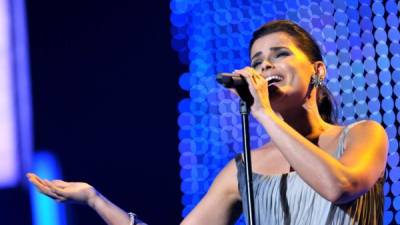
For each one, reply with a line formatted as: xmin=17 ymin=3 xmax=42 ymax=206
xmin=250 ymin=32 xmax=315 ymax=111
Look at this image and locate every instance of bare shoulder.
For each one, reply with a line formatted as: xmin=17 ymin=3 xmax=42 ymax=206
xmin=208 ymin=157 xmax=241 ymax=198
xmin=348 ymin=119 xmax=384 ymax=129
xmin=345 ymin=119 xmax=388 ymax=148
xmin=339 ymin=119 xmax=388 ymax=176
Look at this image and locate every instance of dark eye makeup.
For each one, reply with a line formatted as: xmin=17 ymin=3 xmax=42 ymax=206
xmin=275 ymin=51 xmax=290 ymax=58
xmin=251 ymin=61 xmax=262 ymax=68
xmin=251 ymin=50 xmax=291 ymax=68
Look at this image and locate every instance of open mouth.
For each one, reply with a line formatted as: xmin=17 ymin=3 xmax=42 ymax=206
xmin=266 ymin=75 xmax=284 ymax=86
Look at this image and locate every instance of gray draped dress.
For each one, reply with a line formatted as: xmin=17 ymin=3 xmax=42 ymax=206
xmin=236 ymin=124 xmax=384 ymax=225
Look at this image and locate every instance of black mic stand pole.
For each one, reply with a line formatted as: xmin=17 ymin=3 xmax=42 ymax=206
xmin=216 ymin=73 xmax=256 ymax=225
xmin=239 ymin=99 xmax=255 ymax=225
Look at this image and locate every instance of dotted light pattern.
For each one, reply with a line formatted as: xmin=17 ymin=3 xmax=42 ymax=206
xmin=171 ymin=0 xmax=400 ymax=224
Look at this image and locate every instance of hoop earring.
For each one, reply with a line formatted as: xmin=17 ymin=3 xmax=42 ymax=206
xmin=311 ymin=74 xmax=323 ymax=88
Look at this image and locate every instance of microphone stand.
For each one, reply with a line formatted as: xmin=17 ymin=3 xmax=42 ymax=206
xmin=216 ymin=73 xmax=255 ymax=225
xmin=239 ymin=99 xmax=256 ymax=225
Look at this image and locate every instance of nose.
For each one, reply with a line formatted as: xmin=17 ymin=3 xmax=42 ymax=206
xmin=261 ymin=59 xmax=274 ymax=73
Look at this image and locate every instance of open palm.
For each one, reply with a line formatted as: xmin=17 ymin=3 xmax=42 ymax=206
xmin=27 ymin=173 xmax=96 ymax=204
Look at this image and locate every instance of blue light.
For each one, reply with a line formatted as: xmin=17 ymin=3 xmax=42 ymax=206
xmin=376 ymin=42 xmax=389 ymax=55
xmin=334 ymin=11 xmax=348 ymax=25
xmin=388 ymin=152 xmax=400 ymax=168
xmin=396 ymin=211 xmax=400 ymax=225
xmin=368 ymin=99 xmax=381 ymax=113
xmin=389 ymin=29 xmax=400 ymax=42
xmin=392 ymin=55 xmax=400 ymax=68
xmin=384 ymin=211 xmax=393 ymax=225
xmin=359 ymin=4 xmax=372 ymax=18
xmin=390 ymin=43 xmax=400 ymax=55
xmin=393 ymin=196 xmax=400 ymax=210
xmin=29 ymin=151 xmax=66 ymax=225
xmin=171 ymin=1 xmax=400 ymax=223
xmin=385 ymin=125 xmax=397 ymax=139
xmin=390 ymin=167 xmax=400 ymax=182
xmin=381 ymin=84 xmax=393 ymax=97
xmin=386 ymin=197 xmax=393 ymax=210
xmin=390 ymin=181 xmax=398 ymax=195
xmin=350 ymin=46 xmax=362 ymax=59
xmin=362 ymin=44 xmax=375 ymax=58
xmin=375 ymin=29 xmax=387 ymax=43
xmin=387 ymin=14 xmax=399 ymax=27
xmin=388 ymin=139 xmax=398 ymax=154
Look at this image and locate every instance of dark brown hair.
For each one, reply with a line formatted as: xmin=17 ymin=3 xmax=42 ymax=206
xmin=249 ymin=20 xmax=338 ymax=124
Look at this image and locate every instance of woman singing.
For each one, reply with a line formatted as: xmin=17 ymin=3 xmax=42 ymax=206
xmin=29 ymin=20 xmax=388 ymax=225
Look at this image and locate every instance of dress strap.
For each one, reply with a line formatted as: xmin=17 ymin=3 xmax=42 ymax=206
xmin=335 ymin=120 xmax=366 ymax=157
xmin=234 ymin=153 xmax=244 ymax=170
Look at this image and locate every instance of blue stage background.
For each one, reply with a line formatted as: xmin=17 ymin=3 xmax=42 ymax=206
xmin=172 ymin=1 xmax=400 ymax=224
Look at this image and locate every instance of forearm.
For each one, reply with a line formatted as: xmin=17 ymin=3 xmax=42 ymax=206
xmin=257 ymin=111 xmax=354 ymax=201
xmin=88 ymin=190 xmax=132 ymax=225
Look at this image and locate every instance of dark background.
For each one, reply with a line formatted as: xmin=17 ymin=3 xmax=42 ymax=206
xmin=0 ymin=1 xmax=185 ymax=225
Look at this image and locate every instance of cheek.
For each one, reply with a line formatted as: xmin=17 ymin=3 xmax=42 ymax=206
xmin=281 ymin=63 xmax=311 ymax=90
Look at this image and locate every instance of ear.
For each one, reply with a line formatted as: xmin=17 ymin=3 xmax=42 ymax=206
xmin=313 ymin=61 xmax=327 ymax=80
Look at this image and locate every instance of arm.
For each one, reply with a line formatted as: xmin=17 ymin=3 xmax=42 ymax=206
xmin=181 ymin=159 xmax=242 ymax=225
xmin=257 ymin=114 xmax=387 ymax=203
xmin=88 ymin=191 xmax=143 ymax=225
xmin=27 ymin=173 xmax=146 ymax=225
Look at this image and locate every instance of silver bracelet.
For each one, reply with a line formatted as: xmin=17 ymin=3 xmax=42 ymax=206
xmin=128 ymin=212 xmax=135 ymax=225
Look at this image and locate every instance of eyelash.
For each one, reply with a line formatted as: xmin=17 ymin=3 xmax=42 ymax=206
xmin=276 ymin=51 xmax=289 ymax=58
xmin=251 ymin=61 xmax=261 ymax=68
xmin=251 ymin=51 xmax=290 ymax=68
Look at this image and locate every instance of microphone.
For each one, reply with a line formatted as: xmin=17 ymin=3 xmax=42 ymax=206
xmin=216 ymin=73 xmax=247 ymax=88
xmin=216 ymin=73 xmax=254 ymax=106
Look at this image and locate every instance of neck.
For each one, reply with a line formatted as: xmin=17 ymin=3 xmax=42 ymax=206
xmin=278 ymin=96 xmax=330 ymax=142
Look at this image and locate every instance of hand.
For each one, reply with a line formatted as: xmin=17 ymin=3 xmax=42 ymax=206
xmin=232 ymin=67 xmax=273 ymax=118
xmin=27 ymin=173 xmax=97 ymax=205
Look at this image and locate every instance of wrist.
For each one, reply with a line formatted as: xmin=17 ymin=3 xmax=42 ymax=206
xmin=87 ymin=187 xmax=101 ymax=209
xmin=252 ymin=109 xmax=274 ymax=120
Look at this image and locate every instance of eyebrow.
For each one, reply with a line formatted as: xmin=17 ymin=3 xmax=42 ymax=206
xmin=251 ymin=46 xmax=290 ymax=60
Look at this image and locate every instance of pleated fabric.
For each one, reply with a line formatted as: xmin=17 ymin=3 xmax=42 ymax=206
xmin=236 ymin=124 xmax=384 ymax=225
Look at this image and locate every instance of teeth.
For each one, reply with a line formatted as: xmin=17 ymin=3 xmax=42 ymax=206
xmin=266 ymin=75 xmax=283 ymax=82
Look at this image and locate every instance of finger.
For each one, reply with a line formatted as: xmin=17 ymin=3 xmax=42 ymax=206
xmin=53 ymin=188 xmax=68 ymax=198
xmin=232 ymin=68 xmax=259 ymax=97
xmin=44 ymin=180 xmax=69 ymax=199
xmin=27 ymin=176 xmax=47 ymax=190
xmin=27 ymin=175 xmax=62 ymax=200
xmin=245 ymin=67 xmax=268 ymax=88
xmin=232 ymin=69 xmax=252 ymax=78
xmin=26 ymin=173 xmax=41 ymax=183
xmin=240 ymin=68 xmax=257 ymax=86
xmin=232 ymin=69 xmax=254 ymax=87
xmin=34 ymin=182 xmax=61 ymax=200
xmin=44 ymin=180 xmax=68 ymax=197
xmin=245 ymin=67 xmax=263 ymax=83
xmin=51 ymin=180 xmax=69 ymax=188
xmin=27 ymin=173 xmax=48 ymax=187
xmin=233 ymin=67 xmax=268 ymax=95
xmin=26 ymin=172 xmax=35 ymax=178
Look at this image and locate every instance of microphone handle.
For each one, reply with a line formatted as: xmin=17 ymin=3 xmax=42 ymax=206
xmin=216 ymin=73 xmax=247 ymax=88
